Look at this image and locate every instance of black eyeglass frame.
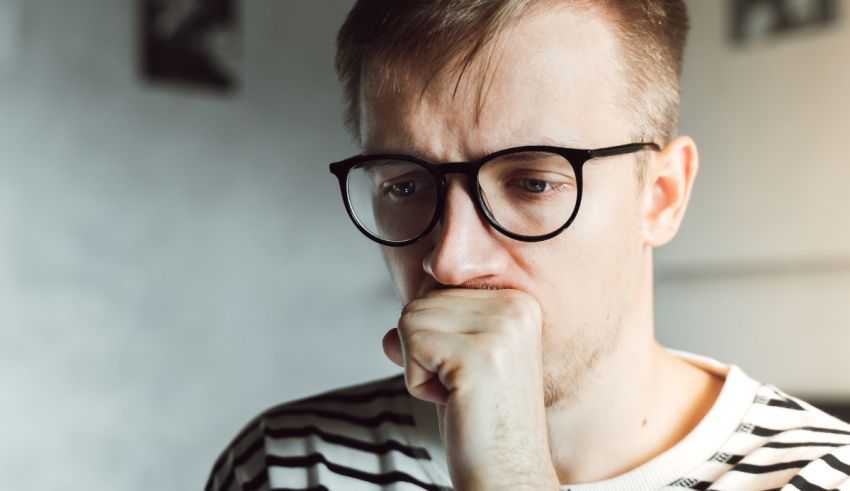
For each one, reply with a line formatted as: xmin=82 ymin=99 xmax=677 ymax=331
xmin=329 ymin=142 xmax=660 ymax=247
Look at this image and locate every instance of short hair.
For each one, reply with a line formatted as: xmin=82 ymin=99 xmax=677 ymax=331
xmin=335 ymin=0 xmax=689 ymax=146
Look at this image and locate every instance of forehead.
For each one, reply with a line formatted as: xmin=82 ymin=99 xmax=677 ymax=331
xmin=359 ymin=5 xmax=631 ymax=159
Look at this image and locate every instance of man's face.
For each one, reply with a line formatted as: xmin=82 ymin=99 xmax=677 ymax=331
xmin=360 ymin=6 xmax=651 ymax=406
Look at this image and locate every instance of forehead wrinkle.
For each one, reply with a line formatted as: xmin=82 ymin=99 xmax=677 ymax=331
xmin=361 ymin=70 xmax=484 ymax=160
xmin=360 ymin=5 xmax=627 ymax=161
xmin=453 ymin=4 xmax=621 ymax=127
xmin=362 ymin=70 xmax=593 ymax=161
xmin=471 ymin=9 xmax=623 ymax=143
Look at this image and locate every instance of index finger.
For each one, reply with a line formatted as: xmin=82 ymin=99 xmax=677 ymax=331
xmin=423 ymin=287 xmax=527 ymax=301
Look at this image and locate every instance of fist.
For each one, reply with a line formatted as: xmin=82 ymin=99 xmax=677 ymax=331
xmin=382 ymin=288 xmax=559 ymax=491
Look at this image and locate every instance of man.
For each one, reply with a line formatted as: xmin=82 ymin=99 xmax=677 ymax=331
xmin=206 ymin=1 xmax=850 ymax=489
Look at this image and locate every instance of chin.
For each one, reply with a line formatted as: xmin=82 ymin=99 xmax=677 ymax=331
xmin=540 ymin=318 xmax=622 ymax=408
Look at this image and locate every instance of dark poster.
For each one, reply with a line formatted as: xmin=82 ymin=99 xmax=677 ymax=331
xmin=731 ymin=0 xmax=839 ymax=44
xmin=140 ymin=0 xmax=240 ymax=92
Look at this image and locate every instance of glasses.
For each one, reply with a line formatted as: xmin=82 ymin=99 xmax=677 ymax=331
xmin=329 ymin=142 xmax=660 ymax=247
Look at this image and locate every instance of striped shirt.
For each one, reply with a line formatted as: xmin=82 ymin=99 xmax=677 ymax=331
xmin=206 ymin=351 xmax=850 ymax=490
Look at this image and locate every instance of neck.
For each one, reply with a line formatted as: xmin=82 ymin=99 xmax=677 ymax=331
xmin=543 ymin=257 xmax=724 ymax=485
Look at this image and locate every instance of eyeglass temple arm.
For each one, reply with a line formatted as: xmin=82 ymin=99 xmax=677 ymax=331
xmin=589 ymin=142 xmax=661 ymax=159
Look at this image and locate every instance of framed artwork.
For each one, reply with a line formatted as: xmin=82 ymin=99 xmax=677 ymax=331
xmin=731 ymin=0 xmax=839 ymax=44
xmin=139 ymin=0 xmax=240 ymax=92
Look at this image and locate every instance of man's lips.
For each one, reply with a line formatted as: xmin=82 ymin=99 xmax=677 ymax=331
xmin=421 ymin=281 xmax=522 ymax=296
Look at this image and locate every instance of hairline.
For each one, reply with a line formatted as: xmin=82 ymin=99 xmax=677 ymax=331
xmin=354 ymin=2 xmax=655 ymax=183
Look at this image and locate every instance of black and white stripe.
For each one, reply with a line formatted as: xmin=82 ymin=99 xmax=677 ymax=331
xmin=669 ymin=385 xmax=850 ymax=490
xmin=206 ymin=374 xmax=453 ymax=491
xmin=207 ymin=355 xmax=850 ymax=490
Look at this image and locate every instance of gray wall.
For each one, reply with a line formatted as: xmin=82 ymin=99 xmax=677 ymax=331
xmin=0 ymin=1 xmax=847 ymax=490
xmin=0 ymin=1 xmax=402 ymax=490
xmin=656 ymin=0 xmax=850 ymax=398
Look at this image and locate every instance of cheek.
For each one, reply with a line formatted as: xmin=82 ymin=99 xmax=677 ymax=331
xmin=381 ymin=244 xmax=430 ymax=303
xmin=575 ymin=165 xmax=645 ymax=256
xmin=519 ymin=172 xmax=645 ymax=325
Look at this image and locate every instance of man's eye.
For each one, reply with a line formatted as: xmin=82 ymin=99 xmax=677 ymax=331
xmin=520 ymin=179 xmax=550 ymax=193
xmin=389 ymin=181 xmax=417 ymax=197
xmin=510 ymin=178 xmax=563 ymax=194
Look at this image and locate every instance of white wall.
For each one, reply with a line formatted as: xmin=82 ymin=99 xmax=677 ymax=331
xmin=0 ymin=1 xmax=406 ymax=490
xmin=656 ymin=0 xmax=850 ymax=397
xmin=1 ymin=1 xmax=848 ymax=490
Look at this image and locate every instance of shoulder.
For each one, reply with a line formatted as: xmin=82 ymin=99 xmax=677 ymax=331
xmin=204 ymin=374 xmax=448 ymax=491
xmin=754 ymin=385 xmax=850 ymax=489
xmin=788 ymin=444 xmax=850 ymax=490
xmin=741 ymin=383 xmax=850 ymax=442
xmin=710 ymin=384 xmax=850 ymax=490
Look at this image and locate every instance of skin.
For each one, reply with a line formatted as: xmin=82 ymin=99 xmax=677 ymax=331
xmin=359 ymin=5 xmax=724 ymax=489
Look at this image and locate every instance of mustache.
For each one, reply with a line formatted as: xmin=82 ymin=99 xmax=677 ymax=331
xmin=402 ymin=282 xmax=516 ymax=306
xmin=431 ymin=281 xmax=511 ymax=292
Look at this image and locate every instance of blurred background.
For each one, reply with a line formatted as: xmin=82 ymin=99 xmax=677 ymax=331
xmin=0 ymin=0 xmax=847 ymax=489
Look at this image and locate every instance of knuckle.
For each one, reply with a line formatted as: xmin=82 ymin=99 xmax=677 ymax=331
xmin=404 ymin=329 xmax=437 ymax=359
xmin=399 ymin=304 xmax=428 ymax=328
xmin=404 ymin=365 xmax=427 ymax=395
xmin=478 ymin=336 xmax=510 ymax=370
xmin=440 ymin=364 xmax=463 ymax=391
xmin=400 ymin=299 xmax=421 ymax=317
xmin=501 ymin=291 xmax=541 ymax=328
xmin=490 ymin=314 xmax=517 ymax=338
xmin=404 ymin=328 xmax=429 ymax=348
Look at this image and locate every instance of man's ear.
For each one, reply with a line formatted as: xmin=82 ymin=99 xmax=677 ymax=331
xmin=642 ymin=135 xmax=699 ymax=247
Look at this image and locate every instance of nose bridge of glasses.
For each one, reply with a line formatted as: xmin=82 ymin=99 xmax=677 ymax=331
xmin=427 ymin=161 xmax=484 ymax=228
xmin=433 ymin=161 xmax=478 ymax=179
xmin=432 ymin=162 xmax=481 ymax=211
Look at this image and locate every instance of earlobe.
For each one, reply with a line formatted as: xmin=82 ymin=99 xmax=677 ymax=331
xmin=642 ymin=136 xmax=699 ymax=248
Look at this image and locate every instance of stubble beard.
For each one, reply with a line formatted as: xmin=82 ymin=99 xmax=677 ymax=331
xmin=401 ymin=281 xmax=625 ymax=408
xmin=540 ymin=314 xmax=624 ymax=408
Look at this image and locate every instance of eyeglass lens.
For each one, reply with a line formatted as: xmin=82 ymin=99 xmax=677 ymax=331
xmin=345 ymin=151 xmax=578 ymax=242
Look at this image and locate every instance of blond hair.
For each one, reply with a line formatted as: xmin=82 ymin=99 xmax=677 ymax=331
xmin=336 ymin=0 xmax=689 ymax=146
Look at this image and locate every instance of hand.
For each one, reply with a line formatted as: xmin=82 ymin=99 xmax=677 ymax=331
xmin=382 ymin=288 xmax=560 ymax=491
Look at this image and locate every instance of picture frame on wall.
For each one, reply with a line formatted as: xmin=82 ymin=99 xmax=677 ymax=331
xmin=731 ymin=0 xmax=839 ymax=44
xmin=139 ymin=0 xmax=240 ymax=93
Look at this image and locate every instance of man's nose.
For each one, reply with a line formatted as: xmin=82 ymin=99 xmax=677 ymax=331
xmin=422 ymin=176 xmax=509 ymax=286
